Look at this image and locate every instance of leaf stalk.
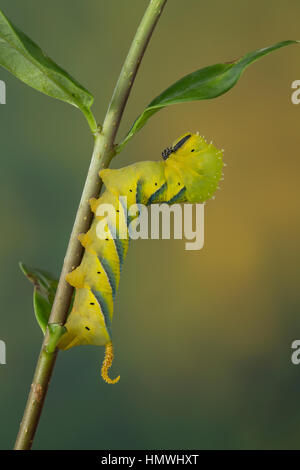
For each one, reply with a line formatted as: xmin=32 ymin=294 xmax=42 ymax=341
xmin=14 ymin=0 xmax=167 ymax=450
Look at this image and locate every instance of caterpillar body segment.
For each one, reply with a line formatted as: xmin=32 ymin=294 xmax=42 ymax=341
xmin=58 ymin=133 xmax=224 ymax=382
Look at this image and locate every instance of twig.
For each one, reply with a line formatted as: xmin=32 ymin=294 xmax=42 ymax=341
xmin=14 ymin=0 xmax=167 ymax=450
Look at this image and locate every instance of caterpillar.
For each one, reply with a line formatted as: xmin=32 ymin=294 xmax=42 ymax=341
xmin=58 ymin=132 xmax=224 ymax=383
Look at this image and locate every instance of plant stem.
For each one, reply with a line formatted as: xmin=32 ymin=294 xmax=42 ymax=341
xmin=14 ymin=0 xmax=167 ymax=450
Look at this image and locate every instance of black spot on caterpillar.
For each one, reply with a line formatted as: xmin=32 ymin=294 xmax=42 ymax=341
xmin=58 ymin=132 xmax=224 ymax=383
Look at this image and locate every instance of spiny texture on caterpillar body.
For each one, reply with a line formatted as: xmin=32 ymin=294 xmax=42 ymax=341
xmin=58 ymin=133 xmax=224 ymax=383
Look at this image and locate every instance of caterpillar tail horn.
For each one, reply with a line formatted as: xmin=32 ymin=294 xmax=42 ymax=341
xmin=101 ymin=341 xmax=120 ymax=384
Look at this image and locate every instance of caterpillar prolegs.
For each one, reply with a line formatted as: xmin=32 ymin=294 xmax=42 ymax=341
xmin=58 ymin=132 xmax=224 ymax=383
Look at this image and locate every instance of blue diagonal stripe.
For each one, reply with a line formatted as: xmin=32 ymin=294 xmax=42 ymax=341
xmin=98 ymin=256 xmax=117 ymax=299
xmin=92 ymin=289 xmax=112 ymax=339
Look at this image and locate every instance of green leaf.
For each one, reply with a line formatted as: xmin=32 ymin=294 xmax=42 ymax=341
xmin=20 ymin=263 xmax=73 ymax=341
xmin=117 ymin=40 xmax=299 ymax=152
xmin=0 ymin=9 xmax=97 ymax=132
xmin=20 ymin=263 xmax=58 ymax=334
xmin=47 ymin=324 xmax=67 ymax=354
xmin=33 ymin=290 xmax=53 ymax=335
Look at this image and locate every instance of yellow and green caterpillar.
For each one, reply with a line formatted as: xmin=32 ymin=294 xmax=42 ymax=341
xmin=58 ymin=132 xmax=224 ymax=383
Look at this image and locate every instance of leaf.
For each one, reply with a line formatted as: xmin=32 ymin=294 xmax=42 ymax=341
xmin=20 ymin=263 xmax=58 ymax=333
xmin=0 ymin=9 xmax=96 ymax=131
xmin=33 ymin=290 xmax=53 ymax=335
xmin=47 ymin=324 xmax=67 ymax=354
xmin=117 ymin=40 xmax=299 ymax=152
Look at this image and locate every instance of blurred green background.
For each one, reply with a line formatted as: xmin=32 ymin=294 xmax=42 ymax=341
xmin=0 ymin=0 xmax=300 ymax=450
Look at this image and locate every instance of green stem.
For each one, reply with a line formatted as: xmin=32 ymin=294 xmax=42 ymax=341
xmin=14 ymin=0 xmax=167 ymax=450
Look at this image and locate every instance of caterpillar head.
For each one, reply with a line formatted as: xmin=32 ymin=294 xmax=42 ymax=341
xmin=162 ymin=132 xmax=224 ymax=203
